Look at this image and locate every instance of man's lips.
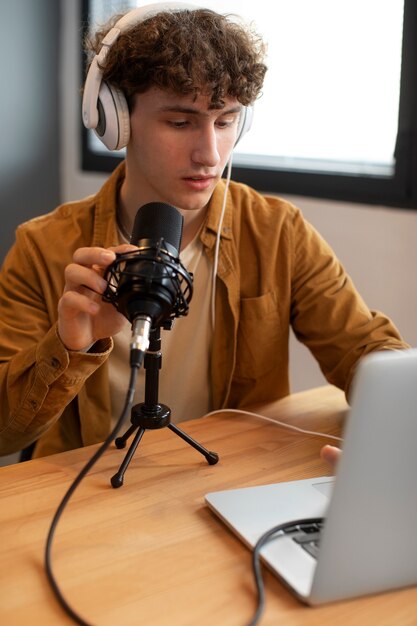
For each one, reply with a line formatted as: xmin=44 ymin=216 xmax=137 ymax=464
xmin=182 ymin=175 xmax=216 ymax=181
xmin=182 ymin=175 xmax=217 ymax=190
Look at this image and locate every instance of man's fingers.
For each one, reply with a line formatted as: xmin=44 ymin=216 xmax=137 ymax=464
xmin=320 ymin=444 xmax=341 ymax=469
xmin=64 ymin=263 xmax=108 ymax=295
xmin=86 ymin=243 xmax=138 ymax=264
xmin=72 ymin=247 xmax=116 ymax=268
xmin=58 ymin=290 xmax=100 ymax=317
xmin=108 ymin=243 xmax=138 ymax=253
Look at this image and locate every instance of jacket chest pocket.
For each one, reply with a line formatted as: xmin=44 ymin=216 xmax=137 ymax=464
xmin=234 ymin=291 xmax=286 ymax=380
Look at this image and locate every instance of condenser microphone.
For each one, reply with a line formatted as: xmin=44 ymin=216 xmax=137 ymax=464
xmin=103 ymin=202 xmax=193 ymax=366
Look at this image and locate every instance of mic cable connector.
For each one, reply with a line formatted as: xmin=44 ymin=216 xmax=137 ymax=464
xmin=130 ymin=314 xmax=152 ymax=367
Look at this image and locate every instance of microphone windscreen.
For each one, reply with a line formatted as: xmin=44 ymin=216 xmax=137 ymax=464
xmin=130 ymin=202 xmax=183 ymax=253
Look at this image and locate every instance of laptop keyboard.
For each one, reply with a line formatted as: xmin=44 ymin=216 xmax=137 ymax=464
xmin=282 ymin=521 xmax=323 ymax=559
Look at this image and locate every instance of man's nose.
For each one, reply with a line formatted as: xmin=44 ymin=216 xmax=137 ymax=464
xmin=191 ymin=126 xmax=220 ymax=167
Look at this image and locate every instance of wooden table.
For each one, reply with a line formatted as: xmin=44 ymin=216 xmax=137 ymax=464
xmin=1 ymin=385 xmax=416 ymax=625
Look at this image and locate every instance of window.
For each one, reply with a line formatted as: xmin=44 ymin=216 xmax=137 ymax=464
xmin=81 ymin=0 xmax=417 ymax=208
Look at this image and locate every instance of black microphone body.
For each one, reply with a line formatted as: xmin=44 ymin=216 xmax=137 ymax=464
xmin=117 ymin=202 xmax=184 ymax=326
xmin=103 ymin=202 xmax=193 ymax=365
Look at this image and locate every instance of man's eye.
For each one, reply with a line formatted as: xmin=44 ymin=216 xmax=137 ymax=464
xmin=169 ymin=120 xmax=188 ymax=128
xmin=216 ymin=117 xmax=237 ymax=129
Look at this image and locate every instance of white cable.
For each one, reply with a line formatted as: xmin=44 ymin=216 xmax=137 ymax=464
xmin=211 ymin=154 xmax=233 ymax=329
xmin=204 ymin=407 xmax=343 ymax=442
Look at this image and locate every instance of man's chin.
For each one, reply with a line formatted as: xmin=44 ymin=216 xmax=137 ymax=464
xmin=171 ymin=190 xmax=215 ymax=213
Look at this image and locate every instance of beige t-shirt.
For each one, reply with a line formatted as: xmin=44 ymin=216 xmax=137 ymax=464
xmin=108 ymin=232 xmax=213 ymax=426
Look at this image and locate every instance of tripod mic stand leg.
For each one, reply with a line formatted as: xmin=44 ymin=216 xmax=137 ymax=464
xmin=114 ymin=423 xmax=137 ymax=449
xmin=111 ymin=427 xmax=146 ymax=488
xmin=167 ymin=423 xmax=219 ymax=465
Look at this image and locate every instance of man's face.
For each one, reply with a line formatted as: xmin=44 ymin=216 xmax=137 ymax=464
xmin=126 ymin=88 xmax=242 ymax=212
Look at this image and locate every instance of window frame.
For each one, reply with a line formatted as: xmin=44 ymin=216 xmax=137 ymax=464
xmin=80 ymin=0 xmax=417 ymax=209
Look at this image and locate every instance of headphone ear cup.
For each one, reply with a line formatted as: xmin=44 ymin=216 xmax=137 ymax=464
xmin=95 ymin=82 xmax=130 ymax=150
xmin=234 ymin=106 xmax=253 ymax=146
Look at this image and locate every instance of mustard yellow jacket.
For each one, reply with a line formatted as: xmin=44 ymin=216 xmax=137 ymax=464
xmin=0 ymin=163 xmax=407 ymax=457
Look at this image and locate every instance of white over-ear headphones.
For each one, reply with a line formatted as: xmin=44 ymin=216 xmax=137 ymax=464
xmin=82 ymin=2 xmax=253 ymax=151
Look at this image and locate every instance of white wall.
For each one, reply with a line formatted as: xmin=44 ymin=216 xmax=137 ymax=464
xmin=0 ymin=0 xmax=60 ymax=262
xmin=60 ymin=0 xmax=417 ymax=394
xmin=0 ymin=0 xmax=61 ymax=467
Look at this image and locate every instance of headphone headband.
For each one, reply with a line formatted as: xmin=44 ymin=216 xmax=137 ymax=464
xmin=82 ymin=3 xmax=252 ymax=151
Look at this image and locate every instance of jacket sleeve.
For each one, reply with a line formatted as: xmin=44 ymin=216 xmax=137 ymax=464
xmin=0 ymin=233 xmax=112 ymax=456
xmin=289 ymin=208 xmax=409 ymax=398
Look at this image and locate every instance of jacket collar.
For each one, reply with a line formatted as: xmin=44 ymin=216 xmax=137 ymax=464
xmin=92 ymin=161 xmax=126 ymax=248
xmin=201 ymin=179 xmax=233 ymax=247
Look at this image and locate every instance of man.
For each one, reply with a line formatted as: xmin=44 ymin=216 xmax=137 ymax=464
xmin=0 ymin=5 xmax=408 ymax=460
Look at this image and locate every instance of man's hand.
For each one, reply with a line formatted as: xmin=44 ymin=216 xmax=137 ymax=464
xmin=320 ymin=444 xmax=342 ymax=470
xmin=58 ymin=244 xmax=136 ymax=351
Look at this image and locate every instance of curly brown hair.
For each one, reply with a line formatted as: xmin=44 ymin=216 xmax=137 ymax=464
xmin=85 ymin=8 xmax=267 ymax=109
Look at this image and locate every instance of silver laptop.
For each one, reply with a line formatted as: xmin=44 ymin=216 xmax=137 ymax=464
xmin=205 ymin=348 xmax=417 ymax=605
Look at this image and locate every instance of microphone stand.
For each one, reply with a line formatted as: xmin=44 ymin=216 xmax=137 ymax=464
xmin=110 ymin=324 xmax=219 ymax=488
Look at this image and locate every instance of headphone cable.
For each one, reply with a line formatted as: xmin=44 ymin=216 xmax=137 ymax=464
xmin=211 ymin=154 xmax=233 ymax=329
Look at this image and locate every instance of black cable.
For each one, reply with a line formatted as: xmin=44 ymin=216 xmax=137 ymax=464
xmin=246 ymin=517 xmax=324 ymax=626
xmin=44 ymin=365 xmax=140 ymax=626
